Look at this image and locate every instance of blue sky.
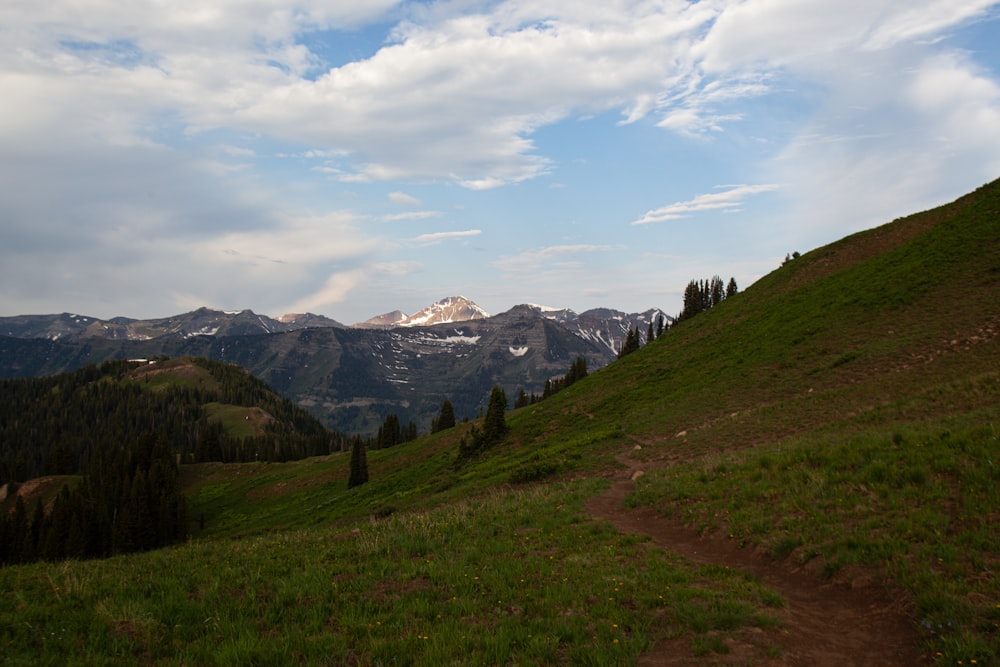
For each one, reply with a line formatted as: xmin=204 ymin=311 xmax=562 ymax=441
xmin=2 ymin=1 xmax=998 ymax=324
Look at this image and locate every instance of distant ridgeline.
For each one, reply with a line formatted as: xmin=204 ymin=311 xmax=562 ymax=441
xmin=0 ymin=357 xmax=342 ymax=564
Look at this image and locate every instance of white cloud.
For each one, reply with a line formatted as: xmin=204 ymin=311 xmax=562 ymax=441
xmin=389 ymin=191 xmax=421 ymax=207
xmin=494 ymin=244 xmax=612 ymax=273
xmin=382 ymin=211 xmax=441 ymax=222
xmin=906 ymin=52 xmax=1000 ymax=149
xmin=632 ymin=185 xmax=780 ymax=225
xmin=285 ymin=268 xmax=369 ymax=315
xmin=201 ymin=212 xmax=380 ymax=268
xmin=697 ymin=0 xmax=995 ymax=71
xmin=5 ymin=0 xmax=994 ymax=189
xmin=863 ymin=1 xmax=998 ymax=50
xmin=413 ymin=229 xmax=481 ymax=244
xmin=769 ymin=47 xmax=1000 ymax=247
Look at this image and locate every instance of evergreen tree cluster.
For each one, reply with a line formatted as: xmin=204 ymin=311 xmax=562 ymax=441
xmin=0 ymin=358 xmax=343 ymax=485
xmin=541 ymin=356 xmax=589 ymax=398
xmin=457 ymin=386 xmax=508 ymax=460
xmin=618 ymin=328 xmax=642 ymax=358
xmin=513 ymin=387 xmax=537 ymax=409
xmin=0 ymin=432 xmax=187 ymax=565
xmin=191 ymin=420 xmax=340 ymax=464
xmin=617 ymin=314 xmax=668 ymax=359
xmin=430 ymin=400 xmax=456 ymax=433
xmin=677 ymin=276 xmax=738 ymax=322
xmin=373 ymin=414 xmax=418 ymax=449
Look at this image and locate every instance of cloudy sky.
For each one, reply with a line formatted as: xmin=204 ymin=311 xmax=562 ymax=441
xmin=2 ymin=1 xmax=998 ymax=323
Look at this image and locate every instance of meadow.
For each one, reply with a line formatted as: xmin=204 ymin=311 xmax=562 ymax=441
xmin=2 ymin=480 xmax=789 ymax=666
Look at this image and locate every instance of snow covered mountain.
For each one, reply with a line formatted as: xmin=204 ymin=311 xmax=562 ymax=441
xmin=522 ymin=305 xmax=671 ymax=356
xmin=0 ymin=304 xmax=611 ymax=435
xmin=354 ymin=310 xmax=408 ymax=328
xmin=0 ymin=307 xmax=344 ymax=341
xmin=0 ymin=297 xmax=667 ymax=358
xmin=354 ymin=296 xmax=490 ymax=328
xmin=351 ymin=298 xmax=667 ymax=355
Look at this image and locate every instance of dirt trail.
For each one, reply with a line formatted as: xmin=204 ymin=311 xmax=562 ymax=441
xmin=585 ymin=451 xmax=926 ymax=666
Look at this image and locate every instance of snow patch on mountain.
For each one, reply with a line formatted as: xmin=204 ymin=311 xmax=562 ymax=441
xmin=411 ymin=333 xmax=481 ymax=346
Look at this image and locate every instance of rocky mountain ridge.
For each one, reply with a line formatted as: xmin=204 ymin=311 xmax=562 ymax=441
xmin=0 ymin=297 xmax=669 ymax=356
xmin=0 ymin=306 xmax=621 ymax=435
xmin=0 ymin=307 xmax=344 ymax=342
xmin=0 ymin=298 xmax=670 ymax=434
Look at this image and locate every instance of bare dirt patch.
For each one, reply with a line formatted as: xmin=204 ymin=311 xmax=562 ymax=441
xmin=586 ymin=453 xmax=927 ymax=666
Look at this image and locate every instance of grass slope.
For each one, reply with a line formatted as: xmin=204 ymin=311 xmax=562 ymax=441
xmin=2 ymin=179 xmax=998 ymax=664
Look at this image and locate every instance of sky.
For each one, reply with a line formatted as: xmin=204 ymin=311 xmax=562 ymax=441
xmin=2 ymin=1 xmax=999 ymax=324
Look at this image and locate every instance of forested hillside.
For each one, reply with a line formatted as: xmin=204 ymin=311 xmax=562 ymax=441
xmin=0 ymin=356 xmax=344 ymax=565
xmin=0 ymin=357 xmax=338 ymax=485
xmin=0 ymin=432 xmax=186 ymax=564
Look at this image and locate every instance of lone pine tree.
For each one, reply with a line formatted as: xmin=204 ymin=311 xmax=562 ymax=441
xmin=348 ymin=437 xmax=368 ymax=488
xmin=482 ymin=385 xmax=508 ymax=443
xmin=431 ymin=399 xmax=456 ymax=433
xmin=458 ymin=385 xmax=508 ymax=460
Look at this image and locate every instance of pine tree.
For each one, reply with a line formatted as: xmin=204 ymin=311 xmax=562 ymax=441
xmin=656 ymin=314 xmax=665 ymax=339
xmin=27 ymin=499 xmax=44 ymax=562
xmin=377 ymin=414 xmax=402 ymax=448
xmin=726 ymin=277 xmax=738 ymax=299
xmin=433 ymin=400 xmax=456 ymax=432
xmin=41 ymin=485 xmax=73 ymax=560
xmin=482 ymin=386 xmax=508 ymax=444
xmin=348 ymin=437 xmax=368 ymax=488
xmin=679 ymin=281 xmax=699 ymax=321
xmin=514 ymin=388 xmax=529 ymax=409
xmin=710 ymin=275 xmax=725 ymax=307
xmin=646 ymin=321 xmax=654 ymax=345
xmin=457 ymin=385 xmax=509 ymax=461
xmin=11 ymin=496 xmax=29 ymax=564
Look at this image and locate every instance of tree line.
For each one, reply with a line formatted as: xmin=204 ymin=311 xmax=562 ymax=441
xmin=676 ymin=276 xmax=738 ymax=322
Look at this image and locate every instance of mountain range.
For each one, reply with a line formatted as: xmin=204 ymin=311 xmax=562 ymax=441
xmin=0 ymin=297 xmax=669 ymax=435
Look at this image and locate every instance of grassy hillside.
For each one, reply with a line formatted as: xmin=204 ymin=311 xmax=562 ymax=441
xmin=1 ymin=179 xmax=997 ymax=664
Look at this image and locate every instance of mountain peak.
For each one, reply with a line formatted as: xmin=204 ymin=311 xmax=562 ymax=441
xmin=397 ymin=296 xmax=490 ymax=327
xmin=354 ymin=297 xmax=490 ymax=328
xmin=353 ymin=310 xmax=408 ymax=328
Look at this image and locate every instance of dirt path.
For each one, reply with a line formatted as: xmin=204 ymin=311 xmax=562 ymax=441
xmin=585 ymin=451 xmax=926 ymax=666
